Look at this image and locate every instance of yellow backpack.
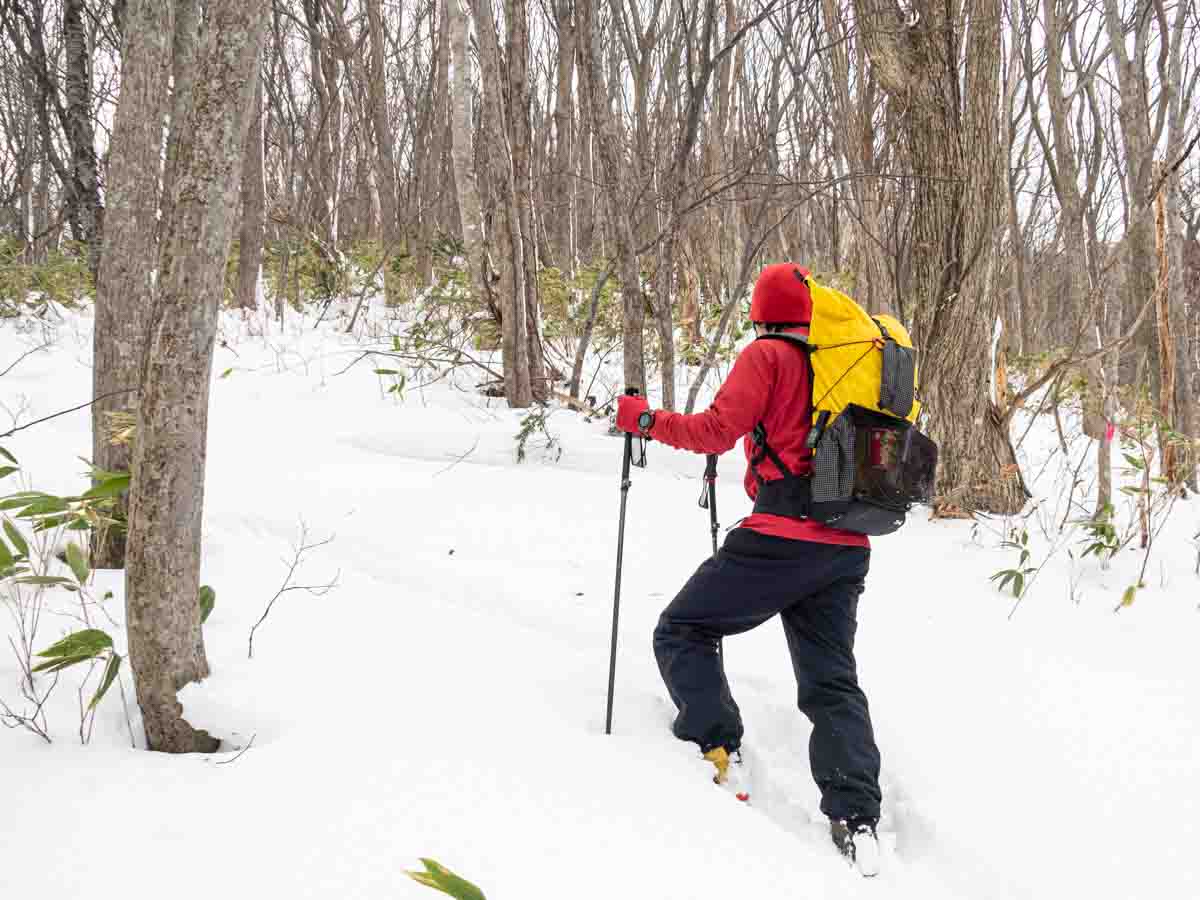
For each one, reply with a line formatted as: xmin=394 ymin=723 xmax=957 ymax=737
xmin=751 ymin=276 xmax=938 ymax=535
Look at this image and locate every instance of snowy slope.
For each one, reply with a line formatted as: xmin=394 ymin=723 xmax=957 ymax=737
xmin=1 ymin=301 xmax=1197 ymax=900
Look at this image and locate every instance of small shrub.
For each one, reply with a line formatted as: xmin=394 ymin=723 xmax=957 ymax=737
xmin=0 ymin=237 xmax=93 ymax=315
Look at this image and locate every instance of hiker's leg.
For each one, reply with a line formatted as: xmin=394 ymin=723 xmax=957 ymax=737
xmin=781 ymin=548 xmax=881 ymax=821
xmin=653 ymin=553 xmax=778 ymax=752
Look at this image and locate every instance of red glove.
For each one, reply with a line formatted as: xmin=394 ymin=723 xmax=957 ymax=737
xmin=616 ymin=394 xmax=651 ymax=434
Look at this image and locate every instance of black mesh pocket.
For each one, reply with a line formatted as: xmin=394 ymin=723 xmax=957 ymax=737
xmin=844 ymin=404 xmax=937 ymax=508
xmin=898 ymin=428 xmax=938 ymax=503
xmin=880 ymin=341 xmax=916 ymax=418
xmin=812 ymin=413 xmax=855 ymax=504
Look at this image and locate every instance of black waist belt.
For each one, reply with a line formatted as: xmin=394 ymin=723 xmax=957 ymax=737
xmin=752 ymin=476 xmax=812 ymax=520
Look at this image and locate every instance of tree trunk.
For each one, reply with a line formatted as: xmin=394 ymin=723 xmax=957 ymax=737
xmin=506 ymin=0 xmax=547 ymax=401
xmin=856 ymin=0 xmax=1027 ymax=515
xmin=1152 ymin=172 xmax=1177 ymax=484
xmin=161 ymin=0 xmax=200 ymax=236
xmin=471 ymin=0 xmax=532 ymax=407
xmin=550 ymin=0 xmax=577 ymax=270
xmin=92 ymin=0 xmax=176 ymax=570
xmin=303 ymin=0 xmax=340 ymax=250
xmin=415 ymin=6 xmax=449 ymax=285
xmin=366 ymin=0 xmax=403 ymax=306
xmin=126 ymin=0 xmax=269 ymax=754
xmin=577 ymin=0 xmax=645 ymax=394
xmin=63 ymin=0 xmax=103 ymax=279
xmin=447 ymin=0 xmax=493 ymax=350
xmin=1164 ymin=5 xmax=1198 ymax=492
xmin=1102 ymin=0 xmax=1160 ymax=394
xmin=235 ymin=67 xmax=265 ymax=310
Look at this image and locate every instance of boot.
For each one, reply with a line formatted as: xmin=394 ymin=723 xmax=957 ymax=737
xmin=830 ymin=817 xmax=880 ymax=878
xmin=703 ymin=746 xmax=731 ymax=784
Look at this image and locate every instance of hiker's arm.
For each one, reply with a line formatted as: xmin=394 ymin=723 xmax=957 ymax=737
xmin=649 ymin=345 xmax=773 ymax=454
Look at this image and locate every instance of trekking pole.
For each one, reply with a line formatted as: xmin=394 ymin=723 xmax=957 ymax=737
xmin=606 ymin=387 xmax=647 ymax=735
xmin=697 ymin=454 xmax=720 ymax=557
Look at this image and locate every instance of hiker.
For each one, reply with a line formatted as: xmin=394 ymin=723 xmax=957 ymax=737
xmin=616 ymin=263 xmax=883 ymax=873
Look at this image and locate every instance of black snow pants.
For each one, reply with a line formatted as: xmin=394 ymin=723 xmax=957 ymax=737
xmin=653 ymin=527 xmax=882 ymax=822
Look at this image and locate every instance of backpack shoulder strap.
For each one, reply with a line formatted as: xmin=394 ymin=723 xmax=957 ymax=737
xmin=754 ymin=332 xmax=813 ymax=352
xmin=747 ymin=333 xmax=816 ymax=483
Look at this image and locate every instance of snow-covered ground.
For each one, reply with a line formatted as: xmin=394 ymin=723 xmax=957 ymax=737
xmin=2 ymin=299 xmax=1197 ymax=899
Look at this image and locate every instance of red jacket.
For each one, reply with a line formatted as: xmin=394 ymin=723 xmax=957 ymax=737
xmin=649 ymin=333 xmax=869 ymax=548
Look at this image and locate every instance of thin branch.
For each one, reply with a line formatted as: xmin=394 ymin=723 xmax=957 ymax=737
xmin=433 ymin=437 xmax=480 ymax=477
xmin=248 ymin=524 xmax=338 ymax=659
xmin=0 ymin=341 xmax=52 ymax=379
xmin=0 ymin=389 xmax=137 ymax=440
xmin=215 ymin=732 xmax=257 ymax=765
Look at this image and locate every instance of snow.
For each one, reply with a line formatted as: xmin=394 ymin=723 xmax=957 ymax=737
xmin=2 ymin=299 xmax=1198 ymax=900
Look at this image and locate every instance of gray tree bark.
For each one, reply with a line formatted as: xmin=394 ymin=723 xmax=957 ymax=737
xmin=91 ymin=0 xmax=177 ymax=569
xmin=366 ymin=0 xmax=403 ymax=305
xmin=578 ymin=0 xmax=646 ymax=394
xmin=505 ymin=0 xmax=547 ymax=401
xmin=447 ymin=0 xmax=493 ymax=356
xmin=550 ymin=0 xmax=577 ymax=270
xmin=471 ymin=0 xmax=532 ymax=406
xmin=1101 ymin=0 xmax=1163 ymax=394
xmin=126 ymin=0 xmax=269 ymax=754
xmin=160 ymin=0 xmax=200 ymax=237
xmin=235 ymin=67 xmax=265 ymax=310
xmin=856 ymin=0 xmax=1028 ymax=515
xmin=63 ymin=0 xmax=103 ymax=279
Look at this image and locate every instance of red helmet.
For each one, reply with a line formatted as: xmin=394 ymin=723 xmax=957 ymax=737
xmin=750 ymin=264 xmax=812 ymax=324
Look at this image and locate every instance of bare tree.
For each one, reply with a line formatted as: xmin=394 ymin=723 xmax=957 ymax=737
xmin=235 ymin=64 xmax=266 ymax=310
xmin=577 ymin=0 xmax=646 ymax=394
xmin=125 ymin=0 xmax=269 ymax=754
xmin=856 ymin=0 xmax=1028 ymax=515
xmin=366 ymin=0 xmax=402 ymax=304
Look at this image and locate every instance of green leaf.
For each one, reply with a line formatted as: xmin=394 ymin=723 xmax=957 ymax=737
xmin=0 ymin=446 xmax=17 ymax=465
xmin=0 ymin=538 xmax=12 ymax=569
xmin=1120 ymin=585 xmax=1138 ymax=608
xmin=0 ymin=491 xmax=48 ymax=512
xmin=31 ymin=652 xmax=95 ymax=674
xmin=16 ymin=496 xmax=69 ymax=517
xmin=31 ymin=514 xmax=72 ymax=532
xmin=1013 ymin=572 xmax=1025 ymax=597
xmin=4 ymin=520 xmax=29 ymax=558
xmin=81 ymin=474 xmax=130 ymax=500
xmin=199 ymin=585 xmax=215 ymax=624
xmin=991 ymin=571 xmax=1017 ymax=594
xmin=1121 ymin=453 xmax=1144 ymax=470
xmin=35 ymin=628 xmax=113 ymax=660
xmin=219 ymin=367 xmax=234 ymax=379
xmin=66 ymin=542 xmax=89 ymax=585
xmin=0 ymin=466 xmax=19 ymax=480
xmin=13 ymin=575 xmax=77 ymax=589
xmin=405 ymin=859 xmax=487 ymax=900
xmin=373 ymin=368 xmax=402 ymax=375
xmin=88 ymin=653 xmax=122 ymax=711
